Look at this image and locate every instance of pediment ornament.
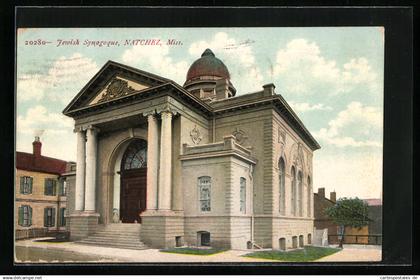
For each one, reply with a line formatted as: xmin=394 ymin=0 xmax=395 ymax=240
xmin=190 ymin=125 xmax=202 ymax=145
xmin=98 ymin=77 xmax=135 ymax=103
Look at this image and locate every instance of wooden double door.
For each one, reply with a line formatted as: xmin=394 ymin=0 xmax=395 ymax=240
xmin=120 ymin=168 xmax=147 ymax=223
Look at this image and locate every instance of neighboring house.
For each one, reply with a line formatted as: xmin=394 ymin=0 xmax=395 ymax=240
xmin=314 ymin=188 xmax=379 ymax=245
xmin=15 ymin=136 xmax=76 ymax=240
xmin=363 ymin=198 xmax=382 ymax=244
xmin=62 ymin=49 xmax=320 ymax=250
xmin=314 ymin=188 xmax=338 ymax=238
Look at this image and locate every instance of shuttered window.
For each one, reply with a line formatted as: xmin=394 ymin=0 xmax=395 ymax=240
xmin=44 ymin=207 xmax=55 ymax=227
xmin=59 ymin=179 xmax=67 ymax=196
xmin=44 ymin=179 xmax=57 ymax=196
xmin=18 ymin=205 xmax=32 ymax=227
xmin=19 ymin=176 xmax=33 ymax=194
xmin=58 ymin=208 xmax=66 ymax=227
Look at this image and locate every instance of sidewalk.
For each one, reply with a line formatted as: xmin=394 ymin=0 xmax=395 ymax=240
xmin=315 ymin=245 xmax=382 ymax=262
xmin=15 ymin=239 xmax=381 ymax=263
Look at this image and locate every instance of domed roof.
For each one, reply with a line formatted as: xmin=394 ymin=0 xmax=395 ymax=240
xmin=186 ymin=49 xmax=230 ymax=82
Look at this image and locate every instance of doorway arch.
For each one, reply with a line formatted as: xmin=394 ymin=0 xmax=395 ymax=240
xmin=119 ymin=139 xmax=148 ymax=223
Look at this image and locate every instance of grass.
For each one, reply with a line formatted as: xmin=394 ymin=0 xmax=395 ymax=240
xmin=160 ymin=247 xmax=227 ymax=256
xmin=244 ymin=246 xmax=341 ymax=262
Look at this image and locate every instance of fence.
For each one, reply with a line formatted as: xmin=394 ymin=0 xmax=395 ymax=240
xmin=328 ymin=234 xmax=382 ymax=245
xmin=15 ymin=228 xmax=68 ymax=240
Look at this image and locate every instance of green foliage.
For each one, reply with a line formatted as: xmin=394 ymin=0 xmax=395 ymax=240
xmin=160 ymin=247 xmax=226 ymax=255
xmin=245 ymin=246 xmax=341 ymax=262
xmin=325 ymin=197 xmax=370 ymax=228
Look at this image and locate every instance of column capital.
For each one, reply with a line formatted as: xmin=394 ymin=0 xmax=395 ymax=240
xmin=73 ymin=127 xmax=85 ymax=133
xmin=156 ymin=103 xmax=180 ymax=116
xmin=86 ymin=125 xmax=100 ymax=133
xmin=142 ymin=108 xmax=157 ymax=117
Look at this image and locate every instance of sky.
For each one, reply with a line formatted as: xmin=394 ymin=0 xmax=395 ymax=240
xmin=16 ymin=27 xmax=384 ymax=199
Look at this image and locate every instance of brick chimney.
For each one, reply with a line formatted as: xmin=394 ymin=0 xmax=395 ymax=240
xmin=33 ymin=136 xmax=42 ymax=157
xmin=330 ymin=191 xmax=336 ymax=202
xmin=262 ymin=83 xmax=276 ymax=96
xmin=317 ymin=188 xmax=325 ymax=198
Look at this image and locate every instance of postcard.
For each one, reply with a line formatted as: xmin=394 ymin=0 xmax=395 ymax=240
xmin=15 ymin=26 xmax=383 ymax=263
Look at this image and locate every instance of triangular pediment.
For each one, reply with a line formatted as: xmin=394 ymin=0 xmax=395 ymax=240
xmin=88 ymin=75 xmax=150 ymax=105
xmin=63 ymin=60 xmax=170 ymax=115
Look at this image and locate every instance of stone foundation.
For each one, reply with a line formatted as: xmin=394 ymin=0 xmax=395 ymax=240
xmin=68 ymin=212 xmax=100 ymax=241
xmin=140 ymin=210 xmax=184 ymax=248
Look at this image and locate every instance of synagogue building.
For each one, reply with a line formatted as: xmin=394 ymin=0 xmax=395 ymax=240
xmin=62 ymin=49 xmax=320 ymax=250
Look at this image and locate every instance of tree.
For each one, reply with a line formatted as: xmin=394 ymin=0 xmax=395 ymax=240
xmin=325 ymin=197 xmax=370 ymax=248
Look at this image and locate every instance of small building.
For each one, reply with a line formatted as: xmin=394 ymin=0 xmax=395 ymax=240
xmin=62 ymin=49 xmax=320 ymax=250
xmin=313 ymin=188 xmax=338 ymax=238
xmin=15 ymin=136 xmax=75 ymax=240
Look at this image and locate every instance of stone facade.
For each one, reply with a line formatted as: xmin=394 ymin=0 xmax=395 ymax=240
xmin=63 ymin=50 xmax=320 ymax=249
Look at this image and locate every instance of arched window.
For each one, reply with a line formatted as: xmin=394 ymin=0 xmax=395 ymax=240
xmin=291 ymin=166 xmax=296 ymax=216
xmin=198 ymin=176 xmax=211 ymax=212
xmin=298 ymin=171 xmax=303 ymax=217
xmin=278 ymin=158 xmax=286 ymax=215
xmin=240 ymin=177 xmax=246 ymax=213
xmin=307 ymin=176 xmax=312 ymax=217
xmin=122 ymin=140 xmax=147 ymax=170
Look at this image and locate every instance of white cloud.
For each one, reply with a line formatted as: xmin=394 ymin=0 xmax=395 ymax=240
xmin=122 ymin=43 xmax=189 ymax=84
xmin=16 ymin=105 xmax=76 ymax=161
xmin=314 ymin=152 xmax=382 ymax=199
xmin=288 ymin=101 xmax=333 ymax=112
xmin=17 ymin=53 xmax=99 ymax=104
xmin=314 ymin=101 xmax=383 ymax=148
xmin=17 ymin=105 xmax=74 ymax=135
xmin=270 ymin=38 xmax=378 ymax=96
xmin=189 ymin=32 xmax=264 ymax=94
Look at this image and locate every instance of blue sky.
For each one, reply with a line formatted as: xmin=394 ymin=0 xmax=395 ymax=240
xmin=16 ymin=27 xmax=384 ymax=199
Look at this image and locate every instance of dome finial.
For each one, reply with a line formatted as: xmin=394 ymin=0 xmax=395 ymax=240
xmin=201 ymin=48 xmax=215 ymax=57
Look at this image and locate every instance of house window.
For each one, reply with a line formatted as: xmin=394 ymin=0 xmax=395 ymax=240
xmin=240 ymin=177 xmax=246 ymax=213
xmin=58 ymin=208 xmax=66 ymax=227
xmin=20 ymin=176 xmax=33 ymax=194
xmin=278 ymin=158 xmax=286 ymax=215
xmin=44 ymin=207 xmax=56 ymax=227
xmin=198 ymin=176 xmax=211 ymax=212
xmin=44 ymin=178 xmax=57 ymax=196
xmin=59 ymin=179 xmax=67 ymax=196
xmin=18 ymin=205 xmax=32 ymax=227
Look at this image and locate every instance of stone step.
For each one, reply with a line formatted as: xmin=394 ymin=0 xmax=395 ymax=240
xmin=80 ymin=239 xmax=146 ymax=247
xmin=78 ymin=240 xmax=148 ymax=250
xmin=91 ymin=233 xmax=140 ymax=239
xmin=77 ymin=223 xmax=148 ymax=251
xmin=83 ymin=236 xmax=141 ymax=243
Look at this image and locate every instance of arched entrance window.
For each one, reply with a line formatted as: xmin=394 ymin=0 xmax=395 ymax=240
xmin=122 ymin=140 xmax=147 ymax=170
xmin=120 ymin=139 xmax=148 ymax=223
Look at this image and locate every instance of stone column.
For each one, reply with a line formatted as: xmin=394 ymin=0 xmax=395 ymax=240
xmin=74 ymin=128 xmax=86 ymax=211
xmin=84 ymin=126 xmax=99 ymax=212
xmin=158 ymin=110 xmax=173 ymax=210
xmin=144 ymin=112 xmax=159 ymax=210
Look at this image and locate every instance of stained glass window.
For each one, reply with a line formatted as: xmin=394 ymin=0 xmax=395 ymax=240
xmin=198 ymin=176 xmax=211 ymax=212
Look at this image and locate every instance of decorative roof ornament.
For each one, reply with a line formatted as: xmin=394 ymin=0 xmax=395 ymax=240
xmin=98 ymin=77 xmax=135 ymax=103
xmin=232 ymin=128 xmax=248 ymax=145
